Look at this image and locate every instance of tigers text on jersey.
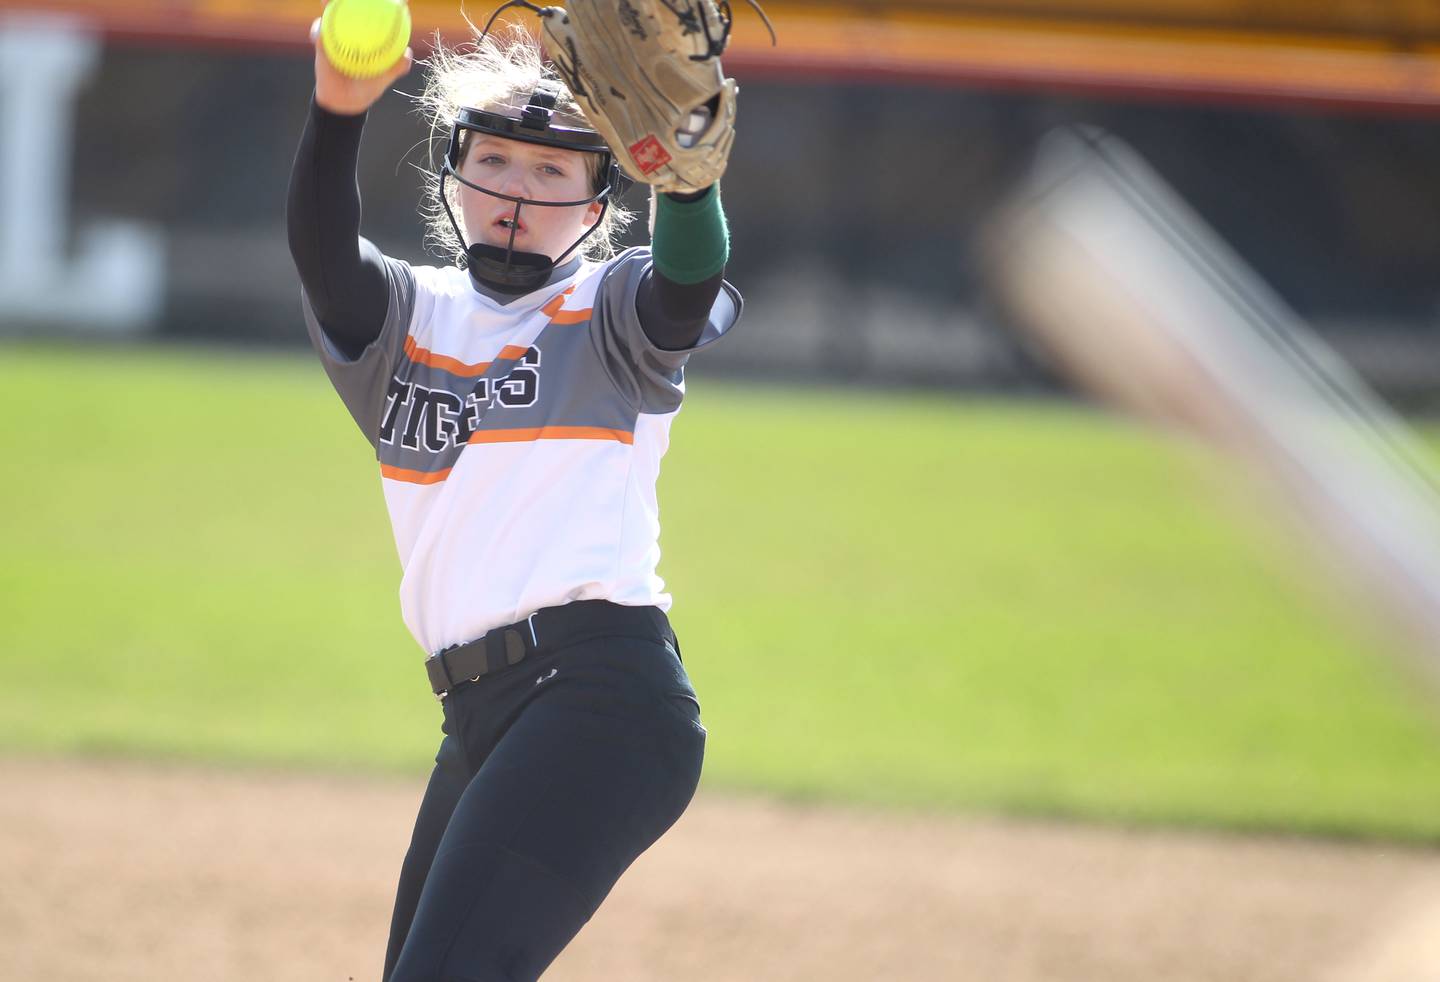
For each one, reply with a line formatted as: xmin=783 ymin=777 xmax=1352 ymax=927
xmin=302 ymin=247 xmax=742 ymax=655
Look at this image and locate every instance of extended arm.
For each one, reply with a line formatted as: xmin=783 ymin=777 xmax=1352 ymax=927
xmin=286 ymin=99 xmax=392 ymax=360
xmin=637 ymin=185 xmax=729 ymax=351
xmin=535 ymin=0 xmax=740 ymax=353
xmin=288 ymin=18 xmax=411 ymax=360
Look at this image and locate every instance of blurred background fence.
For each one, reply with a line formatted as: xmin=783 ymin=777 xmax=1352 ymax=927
xmin=3 ymin=0 xmax=1439 ymax=402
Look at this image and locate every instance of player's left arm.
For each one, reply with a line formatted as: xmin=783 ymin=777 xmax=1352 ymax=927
xmin=532 ymin=0 xmax=756 ymax=349
xmin=637 ymin=185 xmax=730 ymax=351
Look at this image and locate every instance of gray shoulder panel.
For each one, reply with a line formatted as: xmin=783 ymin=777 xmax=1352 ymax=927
xmin=590 ymin=247 xmax=743 ymax=414
xmin=302 ymin=256 xmax=416 ymax=451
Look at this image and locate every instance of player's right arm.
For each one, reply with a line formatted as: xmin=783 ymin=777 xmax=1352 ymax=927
xmin=286 ymin=20 xmax=410 ymax=359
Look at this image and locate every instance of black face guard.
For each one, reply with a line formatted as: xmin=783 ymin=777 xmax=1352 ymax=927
xmin=440 ymin=81 xmax=624 ymax=293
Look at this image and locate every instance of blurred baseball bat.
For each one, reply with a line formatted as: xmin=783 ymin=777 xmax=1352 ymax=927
xmin=985 ymin=126 xmax=1440 ymax=697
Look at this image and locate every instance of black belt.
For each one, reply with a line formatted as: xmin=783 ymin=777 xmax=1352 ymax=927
xmin=425 ymin=599 xmax=674 ymax=700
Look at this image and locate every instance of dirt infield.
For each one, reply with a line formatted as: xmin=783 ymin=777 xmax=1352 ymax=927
xmin=2 ymin=756 xmax=1439 ymax=982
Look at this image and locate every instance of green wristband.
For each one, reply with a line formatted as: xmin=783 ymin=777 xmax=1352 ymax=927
xmin=651 ymin=185 xmax=730 ymax=284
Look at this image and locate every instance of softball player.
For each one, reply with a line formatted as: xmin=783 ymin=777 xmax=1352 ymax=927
xmin=286 ymin=17 xmax=740 ymax=982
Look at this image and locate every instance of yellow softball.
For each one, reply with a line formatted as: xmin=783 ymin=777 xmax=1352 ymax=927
xmin=320 ymin=0 xmax=411 ymax=79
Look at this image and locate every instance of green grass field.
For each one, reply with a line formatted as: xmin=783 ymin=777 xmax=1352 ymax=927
xmin=4 ymin=342 xmax=1440 ymax=840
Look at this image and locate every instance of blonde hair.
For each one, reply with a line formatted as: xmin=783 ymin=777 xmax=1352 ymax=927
xmin=415 ymin=25 xmax=635 ymax=263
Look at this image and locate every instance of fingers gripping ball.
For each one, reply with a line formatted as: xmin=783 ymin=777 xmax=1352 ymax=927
xmin=320 ymin=0 xmax=412 ymax=79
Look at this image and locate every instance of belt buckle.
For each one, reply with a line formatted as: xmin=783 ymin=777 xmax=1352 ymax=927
xmin=433 ymin=615 xmax=537 ymax=702
xmin=430 ymin=643 xmax=481 ymax=702
xmin=427 ymin=651 xmax=448 ymax=703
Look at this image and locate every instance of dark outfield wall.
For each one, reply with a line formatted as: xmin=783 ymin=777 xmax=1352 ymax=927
xmin=14 ymin=36 xmax=1440 ymax=398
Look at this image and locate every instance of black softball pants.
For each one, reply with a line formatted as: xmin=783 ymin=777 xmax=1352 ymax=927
xmin=383 ymin=604 xmax=706 ymax=982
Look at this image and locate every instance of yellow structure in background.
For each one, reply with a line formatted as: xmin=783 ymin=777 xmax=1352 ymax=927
xmin=896 ymin=0 xmax=1439 ymax=36
xmin=721 ymin=5 xmax=1440 ymax=108
xmin=12 ymin=0 xmax=1440 ymax=108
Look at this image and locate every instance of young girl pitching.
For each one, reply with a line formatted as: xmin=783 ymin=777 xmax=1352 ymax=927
xmin=286 ymin=15 xmax=740 ymax=982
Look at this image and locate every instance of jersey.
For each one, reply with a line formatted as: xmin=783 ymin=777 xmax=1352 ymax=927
xmin=301 ymin=246 xmax=742 ymax=655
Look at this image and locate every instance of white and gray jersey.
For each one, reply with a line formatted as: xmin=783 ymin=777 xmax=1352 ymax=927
xmin=302 ymin=246 xmax=741 ymax=655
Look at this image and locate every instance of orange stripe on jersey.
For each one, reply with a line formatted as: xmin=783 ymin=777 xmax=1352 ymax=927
xmin=402 ymin=337 xmax=532 ymax=377
xmin=540 ymin=286 xmax=592 ymax=325
xmin=539 ymin=287 xmax=573 ymax=318
xmin=468 ymin=426 xmax=635 ymax=445
xmin=380 ymin=463 xmax=454 ymax=485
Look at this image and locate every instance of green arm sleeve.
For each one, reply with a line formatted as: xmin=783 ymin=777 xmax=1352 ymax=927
xmin=650 ymin=185 xmax=730 ymax=285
